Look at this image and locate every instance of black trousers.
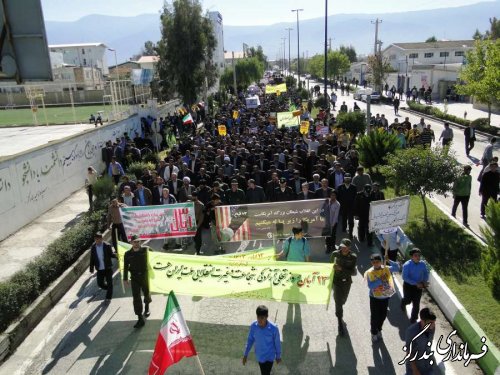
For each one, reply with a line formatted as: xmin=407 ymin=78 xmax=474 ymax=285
xmin=325 ymin=224 xmax=338 ymax=251
xmin=111 ymin=223 xmax=128 ymax=250
xmin=369 ymin=297 xmax=389 ymax=335
xmin=401 ymin=282 xmax=423 ymax=322
xmin=341 ymin=209 xmax=354 ymax=235
xmin=194 ymin=227 xmax=203 ymax=254
xmin=112 ymin=174 xmax=121 ymax=184
xmin=465 ymin=138 xmax=475 ymax=155
xmin=358 ymin=218 xmax=373 ymax=245
xmin=87 ymin=185 xmax=93 ymax=209
xmin=481 ymin=194 xmax=497 ymax=216
xmin=258 ymin=361 xmax=273 ymax=375
xmin=333 ymin=280 xmax=352 ymax=319
xmin=451 ymin=195 xmax=470 ymax=224
xmin=96 ymin=268 xmax=113 ymax=299
xmin=131 ymin=275 xmax=152 ymax=316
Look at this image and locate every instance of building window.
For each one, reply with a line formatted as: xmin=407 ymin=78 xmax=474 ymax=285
xmin=440 ymin=52 xmax=449 ymax=57
xmin=455 ymin=51 xmax=464 ymax=57
xmin=409 ymin=53 xmax=418 ymax=59
xmin=83 ymin=58 xmax=87 ymax=65
xmin=389 ymin=54 xmax=396 ymax=60
xmin=82 ymin=48 xmax=85 ymax=54
xmin=424 ymin=52 xmax=434 ymax=58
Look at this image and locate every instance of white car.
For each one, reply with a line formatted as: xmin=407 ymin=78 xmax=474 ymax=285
xmin=361 ymin=91 xmax=381 ymax=103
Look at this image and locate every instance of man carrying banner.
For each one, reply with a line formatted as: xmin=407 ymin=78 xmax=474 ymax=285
xmin=277 ymin=227 xmax=311 ymax=262
xmin=330 ymin=238 xmax=357 ymax=336
xmin=124 ymin=235 xmax=152 ymax=328
xmin=243 ymin=305 xmax=282 ymax=375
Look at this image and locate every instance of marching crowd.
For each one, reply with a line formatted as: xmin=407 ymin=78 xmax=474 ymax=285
xmin=85 ymin=82 xmax=488 ymax=375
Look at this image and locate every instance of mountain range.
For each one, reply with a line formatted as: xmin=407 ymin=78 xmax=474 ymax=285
xmin=44 ymin=1 xmax=499 ymax=63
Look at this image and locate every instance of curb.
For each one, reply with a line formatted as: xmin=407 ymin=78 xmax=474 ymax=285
xmin=0 ymin=229 xmax=110 ymax=363
xmin=400 ymin=107 xmax=496 ymax=138
xmin=396 ymin=227 xmax=500 ymax=375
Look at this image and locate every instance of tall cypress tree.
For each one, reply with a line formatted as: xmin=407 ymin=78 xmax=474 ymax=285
xmin=156 ymin=0 xmax=217 ymax=104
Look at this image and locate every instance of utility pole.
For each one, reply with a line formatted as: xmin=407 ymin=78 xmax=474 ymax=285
xmin=291 ymin=9 xmax=304 ymax=87
xmin=328 ymin=38 xmax=332 ymax=52
xmin=371 ymin=18 xmax=382 ymax=56
xmin=281 ymin=37 xmax=287 ymax=75
xmin=232 ymin=51 xmax=237 ymax=95
xmin=285 ymin=27 xmax=293 ymax=76
xmin=324 ymin=0 xmax=328 ymax=104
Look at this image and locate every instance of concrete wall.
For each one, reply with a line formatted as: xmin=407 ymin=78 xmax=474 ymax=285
xmin=0 ymin=90 xmax=108 ymax=106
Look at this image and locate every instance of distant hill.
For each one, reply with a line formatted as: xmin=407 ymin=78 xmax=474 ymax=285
xmin=44 ymin=1 xmax=498 ymax=63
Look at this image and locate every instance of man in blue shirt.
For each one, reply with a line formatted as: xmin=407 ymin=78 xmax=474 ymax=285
xmin=243 ymin=305 xmax=282 ymax=375
xmin=277 ymin=227 xmax=311 ymax=262
xmin=401 ymin=248 xmax=430 ymax=323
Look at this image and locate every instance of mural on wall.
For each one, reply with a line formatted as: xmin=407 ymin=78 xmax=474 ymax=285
xmin=0 ymin=168 xmax=14 ymax=215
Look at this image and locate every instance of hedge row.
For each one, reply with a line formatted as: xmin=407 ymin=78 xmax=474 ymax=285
xmin=406 ymin=101 xmax=496 ymax=135
xmin=0 ymin=210 xmax=106 ymax=333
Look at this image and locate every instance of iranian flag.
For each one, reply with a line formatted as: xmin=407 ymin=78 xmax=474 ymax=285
xmin=148 ymin=291 xmax=197 ymax=375
xmin=182 ymin=113 xmax=193 ymax=125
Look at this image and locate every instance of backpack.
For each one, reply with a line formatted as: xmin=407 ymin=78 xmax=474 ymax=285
xmin=284 ymin=236 xmax=306 ymax=260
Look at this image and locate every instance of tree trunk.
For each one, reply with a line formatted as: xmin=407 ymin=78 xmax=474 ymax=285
xmin=488 ymin=102 xmax=492 ymax=126
xmin=421 ymin=194 xmax=430 ymax=228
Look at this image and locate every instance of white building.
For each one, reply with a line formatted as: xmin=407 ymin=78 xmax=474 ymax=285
xmin=224 ymin=51 xmax=245 ymax=67
xmin=48 ymin=43 xmax=109 ymax=75
xmin=378 ymin=40 xmax=475 ymax=99
xmin=208 ymin=11 xmax=225 ymax=73
xmin=136 ymin=56 xmax=159 ymax=73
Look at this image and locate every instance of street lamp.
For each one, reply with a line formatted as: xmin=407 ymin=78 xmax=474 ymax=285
xmin=107 ymin=48 xmax=119 ymax=81
xmin=285 ymin=27 xmax=293 ymax=76
xmin=324 ymin=0 xmax=328 ymax=104
xmin=281 ymin=37 xmax=287 ymax=75
xmin=291 ymin=8 xmax=304 ymax=88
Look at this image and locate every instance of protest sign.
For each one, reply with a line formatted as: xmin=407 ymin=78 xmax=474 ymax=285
xmin=245 ymin=96 xmax=260 ymax=109
xmin=369 ymin=196 xmax=410 ymax=232
xmin=116 ymin=242 xmax=333 ymax=305
xmin=316 ymin=125 xmax=329 ymax=136
xmin=215 ymin=199 xmax=327 ymax=241
xmin=120 ymin=203 xmax=197 ymax=240
xmin=277 ymin=111 xmax=300 ymax=128
xmin=265 ymin=83 xmax=287 ymax=94
xmin=218 ymin=125 xmax=227 ymax=136
xmin=300 ymin=121 xmax=309 ymax=135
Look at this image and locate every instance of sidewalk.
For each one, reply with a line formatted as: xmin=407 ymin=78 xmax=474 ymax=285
xmin=415 ymin=101 xmax=500 ymax=126
xmin=0 ymin=188 xmax=89 ymax=282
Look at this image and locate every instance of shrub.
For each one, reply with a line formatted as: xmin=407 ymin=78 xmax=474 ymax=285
xmin=143 ymin=152 xmax=160 ymax=165
xmin=0 ymin=210 xmax=106 ymax=333
xmin=314 ymin=96 xmax=328 ymax=108
xmin=299 ymin=88 xmax=310 ymax=100
xmin=472 ymin=118 xmax=498 ymax=135
xmin=336 ymin=110 xmax=367 ymax=136
xmin=356 ymin=130 xmax=401 ymax=170
xmin=480 ymin=201 xmax=500 ymax=300
xmin=92 ymin=176 xmax=115 ymax=209
xmin=127 ymin=161 xmax=156 ymax=179
xmin=285 ymin=76 xmax=297 ymax=89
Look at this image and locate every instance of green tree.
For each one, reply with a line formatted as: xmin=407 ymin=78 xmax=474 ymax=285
xmin=456 ymin=39 xmax=500 ymax=125
xmin=356 ymin=130 xmax=401 ymax=172
xmin=339 ymin=45 xmax=357 ymax=63
xmin=142 ymin=40 xmax=157 ymax=56
xmin=220 ymin=57 xmax=264 ymax=91
xmin=246 ymin=45 xmax=267 ymax=66
xmin=308 ymin=51 xmax=350 ymax=80
xmin=366 ymin=54 xmax=394 ymax=92
xmin=381 ymin=146 xmax=461 ymax=228
xmin=485 ymin=17 xmax=500 ymax=40
xmin=156 ymin=0 xmax=217 ymax=104
xmin=480 ymin=201 xmax=500 ymax=299
xmin=425 ymin=36 xmax=438 ymax=43
xmin=336 ymin=111 xmax=367 ymax=137
xmin=473 ymin=28 xmax=484 ymax=40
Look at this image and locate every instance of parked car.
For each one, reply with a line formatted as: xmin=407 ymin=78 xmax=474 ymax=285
xmin=361 ymin=91 xmax=381 ymax=103
xmin=354 ymin=88 xmax=372 ymax=100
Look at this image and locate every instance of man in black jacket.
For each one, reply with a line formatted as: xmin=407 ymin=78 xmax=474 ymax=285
xmin=124 ymin=235 xmax=152 ymax=328
xmin=479 ymin=161 xmax=499 ymax=218
xmin=246 ymin=179 xmax=266 ymax=203
xmin=89 ymin=232 xmax=116 ymax=301
xmin=274 ymin=178 xmax=295 ymax=202
xmin=336 ymin=174 xmax=357 ymax=238
xmin=354 ymin=184 xmax=374 ymax=246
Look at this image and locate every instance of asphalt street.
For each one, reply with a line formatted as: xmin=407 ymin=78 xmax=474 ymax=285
xmin=0 ymin=232 xmax=483 ymax=375
xmin=309 ymin=80 xmax=498 ymax=239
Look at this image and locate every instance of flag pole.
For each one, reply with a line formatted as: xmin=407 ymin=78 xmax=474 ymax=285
xmin=115 ymin=228 xmax=125 ymax=294
xmin=195 ymin=355 xmax=206 ymax=375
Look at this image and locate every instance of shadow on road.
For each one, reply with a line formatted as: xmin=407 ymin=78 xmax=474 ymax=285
xmin=330 ymin=325 xmax=358 ymax=375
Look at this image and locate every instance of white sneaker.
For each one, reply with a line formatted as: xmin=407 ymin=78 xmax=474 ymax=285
xmin=371 ymin=334 xmax=378 ymax=343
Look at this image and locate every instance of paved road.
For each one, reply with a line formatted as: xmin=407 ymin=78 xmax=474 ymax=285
xmin=0 ymin=124 xmax=95 ymax=158
xmin=0 ymin=232 xmax=482 ymax=375
xmin=311 ymin=81 xmax=499 ymax=239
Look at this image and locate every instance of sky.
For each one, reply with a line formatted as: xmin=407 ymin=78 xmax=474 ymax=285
xmin=41 ymin=0 xmax=496 ymax=25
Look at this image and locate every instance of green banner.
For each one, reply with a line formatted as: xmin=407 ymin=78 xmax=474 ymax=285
xmin=277 ymin=111 xmax=300 ymax=128
xmin=117 ymin=242 xmax=332 ymax=304
xmin=218 ymin=247 xmax=277 ymax=261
